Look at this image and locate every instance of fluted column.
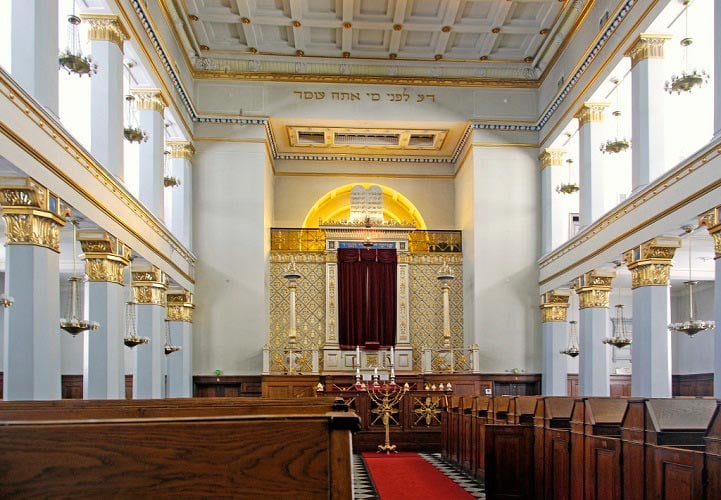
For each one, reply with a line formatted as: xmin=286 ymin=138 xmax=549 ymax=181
xmin=166 ymin=289 xmax=194 ymax=398
xmin=539 ymin=148 xmax=568 ymax=254
xmin=133 ymin=89 xmax=167 ymax=221
xmin=10 ymin=0 xmax=59 ymax=114
xmin=82 ymin=14 xmax=129 ymax=180
xmin=623 ymin=237 xmax=681 ymax=397
xmin=575 ymin=102 xmax=610 ymax=228
xmin=625 ymin=34 xmax=672 ymax=191
xmin=540 ymin=289 xmax=571 ymax=395
xmin=576 ymin=270 xmax=615 ymax=396
xmin=1 ymin=178 xmax=65 ymax=400
xmin=699 ymin=207 xmax=721 ymax=398
xmin=79 ymin=230 xmax=131 ymax=399
xmin=131 ymin=264 xmax=167 ymax=399
xmin=165 ymin=141 xmax=194 ymax=249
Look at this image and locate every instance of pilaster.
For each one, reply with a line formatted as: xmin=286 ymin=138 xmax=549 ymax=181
xmin=0 ymin=178 xmax=65 ymax=400
xmin=166 ymin=289 xmax=194 ymax=398
xmin=165 ymin=141 xmax=194 ymax=249
xmin=541 ymin=289 xmax=571 ymax=395
xmin=575 ymin=270 xmax=615 ymax=396
xmin=625 ymin=34 xmax=672 ymax=191
xmin=575 ymin=102 xmax=610 ymax=227
xmin=79 ymin=230 xmax=131 ymax=399
xmin=132 ymin=89 xmax=167 ymax=220
xmin=539 ymin=148 xmax=568 ymax=254
xmin=623 ymin=237 xmax=681 ymax=397
xmin=699 ymin=207 xmax=721 ymax=398
xmin=131 ymin=264 xmax=168 ymax=398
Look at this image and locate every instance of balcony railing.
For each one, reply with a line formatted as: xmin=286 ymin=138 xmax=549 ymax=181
xmin=270 ymin=228 xmax=326 ymax=252
xmin=409 ymin=230 xmax=462 ymax=253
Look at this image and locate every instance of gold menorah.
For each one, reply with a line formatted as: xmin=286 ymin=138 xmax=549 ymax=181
xmin=366 ymin=378 xmax=410 ymax=453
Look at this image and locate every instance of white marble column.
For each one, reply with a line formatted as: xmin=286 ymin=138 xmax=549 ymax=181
xmin=133 ymin=89 xmax=167 ymax=221
xmin=164 ymin=141 xmax=194 ymax=249
xmin=82 ymin=15 xmax=128 ymax=180
xmin=625 ymin=34 xmax=672 ymax=191
xmin=79 ymin=230 xmax=131 ymax=399
xmin=10 ymin=0 xmax=58 ymax=114
xmin=131 ymin=264 xmax=167 ymax=399
xmin=699 ymin=208 xmax=721 ymax=398
xmin=166 ymin=289 xmax=194 ymax=398
xmin=576 ymin=270 xmax=615 ymax=396
xmin=1 ymin=178 xmax=65 ymax=400
xmin=575 ymin=102 xmax=610 ymax=228
xmin=539 ymin=148 xmax=567 ymax=254
xmin=623 ymin=237 xmax=681 ymax=397
xmin=715 ymin=0 xmax=721 ymax=139
xmin=540 ymin=289 xmax=571 ymax=395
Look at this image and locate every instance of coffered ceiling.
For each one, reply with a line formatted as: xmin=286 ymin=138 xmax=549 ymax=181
xmin=173 ymin=0 xmax=578 ymax=84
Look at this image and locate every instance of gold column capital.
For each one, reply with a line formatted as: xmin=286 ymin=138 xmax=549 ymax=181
xmin=575 ymin=102 xmax=610 ymax=126
xmin=0 ymin=177 xmax=65 ymax=252
xmin=166 ymin=288 xmax=194 ymax=323
xmin=131 ymin=89 xmax=167 ymax=113
xmin=575 ymin=270 xmax=615 ymax=309
xmin=622 ymin=237 xmax=681 ymax=288
xmin=78 ymin=229 xmax=132 ymax=284
xmin=166 ymin=141 xmax=195 ymax=160
xmin=131 ymin=264 xmax=168 ymax=305
xmin=538 ymin=148 xmax=567 ymax=170
xmin=699 ymin=207 xmax=721 ymax=259
xmin=80 ymin=14 xmax=130 ymax=51
xmin=625 ymin=33 xmax=672 ymax=68
xmin=540 ymin=289 xmax=571 ymax=322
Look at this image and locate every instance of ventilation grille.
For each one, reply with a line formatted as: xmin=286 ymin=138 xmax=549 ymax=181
xmin=334 ymin=133 xmax=399 ymax=146
xmin=297 ymin=132 xmax=326 ymax=145
xmin=288 ymin=127 xmax=448 ymax=150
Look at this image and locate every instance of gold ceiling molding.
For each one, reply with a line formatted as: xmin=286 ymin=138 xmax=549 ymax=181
xmin=81 ymin=14 xmax=130 ymax=51
xmin=539 ymin=148 xmax=567 ymax=169
xmin=625 ymin=33 xmax=672 ymax=68
xmin=540 ymin=289 xmax=571 ymax=322
xmin=78 ymin=229 xmax=132 ymax=284
xmin=575 ymin=102 xmax=610 ymax=126
xmin=699 ymin=207 xmax=721 ymax=258
xmin=0 ymin=73 xmax=195 ymax=285
xmin=287 ymin=126 xmax=448 ymax=151
xmin=623 ymin=237 xmax=680 ymax=288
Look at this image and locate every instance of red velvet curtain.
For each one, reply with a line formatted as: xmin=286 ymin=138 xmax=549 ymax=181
xmin=338 ymin=248 xmax=397 ymax=349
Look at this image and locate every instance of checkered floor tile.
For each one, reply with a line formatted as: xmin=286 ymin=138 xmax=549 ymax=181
xmin=352 ymin=453 xmax=485 ymax=499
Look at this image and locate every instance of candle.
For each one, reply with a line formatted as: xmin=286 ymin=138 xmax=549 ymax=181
xmin=356 ymin=346 xmax=361 ymax=365
xmin=391 ymin=367 xmax=395 ymax=379
xmin=390 ymin=346 xmax=394 ymax=367
xmin=374 ymin=367 xmax=378 ymax=378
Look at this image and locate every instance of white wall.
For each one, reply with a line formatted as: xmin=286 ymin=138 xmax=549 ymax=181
xmin=672 ymin=282 xmax=715 ymax=375
xmin=192 ymin=137 xmax=270 ymax=375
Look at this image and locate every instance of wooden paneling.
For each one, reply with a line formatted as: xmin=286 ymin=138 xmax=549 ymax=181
xmin=194 ymin=375 xmax=262 ymax=397
xmin=485 ymin=424 xmax=535 ymax=499
xmin=567 ymin=374 xmax=631 ymax=397
xmin=672 ymin=373 xmax=714 ymax=397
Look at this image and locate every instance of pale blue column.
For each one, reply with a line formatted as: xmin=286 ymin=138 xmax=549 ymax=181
xmin=699 ymin=208 xmax=721 ymax=397
xmin=624 ymin=237 xmax=680 ymax=398
xmin=575 ymin=103 xmax=609 ymax=228
xmin=715 ymin=0 xmax=721 ymax=139
xmin=84 ymin=15 xmax=128 ymax=179
xmin=134 ymin=90 xmax=166 ymax=221
xmin=131 ymin=265 xmax=167 ymax=399
xmin=10 ymin=0 xmax=58 ymax=114
xmin=79 ymin=231 xmax=131 ymax=399
xmin=539 ymin=149 xmax=567 ymax=254
xmin=575 ymin=270 xmax=615 ymax=396
xmin=626 ymin=34 xmax=671 ymax=191
xmin=541 ymin=289 xmax=571 ymax=395
xmin=167 ymin=321 xmax=193 ymax=398
xmin=165 ymin=142 xmax=194 ymax=250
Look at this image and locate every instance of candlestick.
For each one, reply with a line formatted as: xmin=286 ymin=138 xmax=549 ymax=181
xmin=356 ymin=345 xmax=361 ymax=366
xmin=390 ymin=346 xmax=394 ymax=367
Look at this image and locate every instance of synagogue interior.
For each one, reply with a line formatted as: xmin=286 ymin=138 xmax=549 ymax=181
xmin=0 ymin=0 xmax=720 ymax=497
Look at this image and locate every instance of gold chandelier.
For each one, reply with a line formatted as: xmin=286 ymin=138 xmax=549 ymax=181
xmin=560 ymin=320 xmax=580 ymax=357
xmin=556 ymin=157 xmax=579 ymax=194
xmin=123 ymin=301 xmax=150 ymax=348
xmin=665 ymin=2 xmax=709 ymax=95
xmin=59 ymin=220 xmax=100 ymax=335
xmin=163 ymin=320 xmax=182 ymax=355
xmin=123 ymin=62 xmax=148 ymax=144
xmin=58 ymin=11 xmax=97 ymax=77
xmin=600 ymin=78 xmax=630 ymax=154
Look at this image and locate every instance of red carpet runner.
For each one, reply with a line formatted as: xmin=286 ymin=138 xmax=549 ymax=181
xmin=362 ymin=452 xmax=474 ymax=499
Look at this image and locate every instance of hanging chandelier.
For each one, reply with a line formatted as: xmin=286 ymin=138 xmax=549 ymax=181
xmin=163 ymin=320 xmax=182 ymax=355
xmin=163 ymin=150 xmax=181 ymax=188
xmin=123 ymin=301 xmax=150 ymax=348
xmin=60 ymin=220 xmax=100 ymax=335
xmin=665 ymin=2 xmax=710 ymax=94
xmin=669 ymin=226 xmax=715 ymax=336
xmin=123 ymin=62 xmax=148 ymax=143
xmin=560 ymin=320 xmax=580 ymax=357
xmin=604 ymin=305 xmax=632 ymax=348
xmin=556 ymin=158 xmax=579 ymax=194
xmin=58 ymin=12 xmax=97 ymax=77
xmin=600 ymin=78 xmax=630 ymax=154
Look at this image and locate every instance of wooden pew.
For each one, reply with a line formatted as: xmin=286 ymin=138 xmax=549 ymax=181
xmin=448 ymin=395 xmax=462 ymax=464
xmin=460 ymin=396 xmax=475 ymax=470
xmin=489 ymin=395 xmax=513 ymax=423
xmin=511 ymin=396 xmax=539 ymax=424
xmin=0 ymin=410 xmax=360 ymax=498
xmin=704 ymin=400 xmax=721 ymax=499
xmin=484 ymin=420 xmax=535 ymax=499
xmin=473 ymin=396 xmax=491 ymax=479
xmin=542 ymin=397 xmax=575 ymax=500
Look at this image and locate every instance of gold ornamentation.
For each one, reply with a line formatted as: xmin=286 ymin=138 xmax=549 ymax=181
xmin=1 ymin=213 xmax=62 ymax=251
xmin=131 ymin=89 xmax=167 ymax=112
xmin=540 ymin=289 xmax=571 ymax=322
xmin=408 ymin=230 xmax=462 ymax=253
xmin=623 ymin=237 xmax=681 ymax=288
xmin=575 ymin=270 xmax=615 ymax=309
xmin=131 ymin=265 xmax=168 ymax=305
xmin=699 ymin=207 xmax=721 ymax=258
xmin=79 ymin=230 xmax=131 ymax=284
xmin=85 ymin=259 xmax=126 ymax=284
xmin=167 ymin=289 xmax=194 ymax=323
xmin=270 ymin=229 xmax=326 ymax=252
xmin=625 ymin=33 xmax=672 ymax=68
xmin=166 ymin=141 xmax=195 ymax=160
xmin=539 ymin=148 xmax=566 ymax=169
xmin=81 ymin=14 xmax=130 ymax=50
xmin=575 ymin=102 xmax=610 ymax=126
xmin=414 ymin=396 xmax=442 ymax=426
